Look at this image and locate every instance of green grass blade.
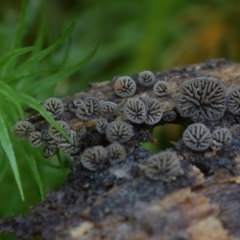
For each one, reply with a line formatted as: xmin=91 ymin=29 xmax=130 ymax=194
xmin=0 ymin=115 xmax=24 ymax=200
xmin=56 ymin=152 xmax=66 ymax=174
xmin=0 ymin=47 xmax=34 ymax=72
xmin=2 ymin=66 xmax=59 ymax=85
xmin=12 ymin=0 xmax=27 ymax=50
xmin=0 ymin=159 xmax=8 ymax=184
xmin=24 ymin=150 xmax=44 ymax=200
xmin=31 ymin=1 xmax=46 ymax=56
xmin=18 ymin=22 xmax=76 ymax=70
xmin=0 ymin=81 xmax=24 ymax=119
xmin=17 ymin=92 xmax=72 ymax=143
xmin=28 ymin=42 xmax=98 ymax=93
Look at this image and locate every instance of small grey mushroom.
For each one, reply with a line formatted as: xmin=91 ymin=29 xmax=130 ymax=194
xmin=124 ymin=98 xmax=146 ymax=124
xmin=175 ymin=77 xmax=227 ymax=120
xmin=41 ymin=129 xmax=58 ymax=150
xmin=69 ymin=99 xmax=84 ymax=113
xmin=227 ymin=86 xmax=240 ymax=115
xmin=138 ymin=71 xmax=155 ymax=87
xmin=106 ymin=143 xmax=126 ymax=163
xmin=28 ymin=131 xmax=42 ymax=147
xmin=80 ymin=146 xmax=108 ymax=171
xmin=48 ymin=120 xmax=70 ymax=141
xmin=153 ymin=81 xmax=170 ymax=97
xmin=145 ymin=98 xmax=162 ymax=125
xmin=183 ymin=123 xmax=212 ymax=151
xmin=75 ymin=104 xmax=90 ymax=121
xmin=210 ymin=128 xmax=232 ymax=151
xmin=84 ymin=97 xmax=100 ymax=116
xmin=101 ymin=101 xmax=118 ymax=117
xmin=43 ymin=97 xmax=64 ymax=118
xmin=106 ymin=120 xmax=134 ymax=143
xmin=144 ymin=151 xmax=183 ymax=181
xmin=113 ymin=76 xmax=136 ymax=98
xmin=58 ymin=130 xmax=79 ymax=154
xmin=162 ymin=111 xmax=177 ymax=122
xmin=96 ymin=118 xmax=108 ymax=135
xmin=13 ymin=120 xmax=35 ymax=139
xmin=42 ymin=146 xmax=58 ymax=158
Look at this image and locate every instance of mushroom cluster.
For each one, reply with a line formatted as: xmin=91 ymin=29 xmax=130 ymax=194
xmin=13 ymin=71 xmax=239 ymax=183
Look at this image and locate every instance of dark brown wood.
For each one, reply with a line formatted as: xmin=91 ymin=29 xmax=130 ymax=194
xmin=1 ymin=59 xmax=240 ymax=240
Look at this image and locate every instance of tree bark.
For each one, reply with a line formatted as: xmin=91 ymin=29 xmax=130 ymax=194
xmin=1 ymin=59 xmax=240 ymax=240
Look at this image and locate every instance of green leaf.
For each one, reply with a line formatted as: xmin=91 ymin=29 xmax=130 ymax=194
xmin=0 ymin=47 xmax=34 ymax=72
xmin=0 ymin=81 xmax=24 ymax=119
xmin=56 ymin=152 xmax=66 ymax=174
xmin=27 ymin=42 xmax=98 ymax=93
xmin=18 ymin=22 xmax=76 ymax=70
xmin=24 ymin=150 xmax=44 ymax=200
xmin=0 ymin=115 xmax=24 ymax=200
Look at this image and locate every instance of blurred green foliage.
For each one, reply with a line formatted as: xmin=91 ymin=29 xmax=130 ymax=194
xmin=1 ymin=0 xmax=240 ymax=239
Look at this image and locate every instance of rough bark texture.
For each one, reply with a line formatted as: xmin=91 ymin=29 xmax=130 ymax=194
xmin=1 ymin=59 xmax=240 ymax=240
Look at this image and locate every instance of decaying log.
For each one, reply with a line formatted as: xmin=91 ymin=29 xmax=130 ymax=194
xmin=1 ymin=59 xmax=240 ymax=240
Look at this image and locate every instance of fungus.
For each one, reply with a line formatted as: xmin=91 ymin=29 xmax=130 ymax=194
xmin=58 ymin=130 xmax=79 ymax=154
xmin=183 ymin=123 xmax=212 ymax=151
xmin=144 ymin=151 xmax=183 ymax=181
xmin=124 ymin=98 xmax=146 ymax=124
xmin=210 ymin=128 xmax=232 ymax=151
xmin=42 ymin=146 xmax=58 ymax=158
xmin=138 ymin=71 xmax=155 ymax=87
xmin=106 ymin=143 xmax=126 ymax=163
xmin=106 ymin=120 xmax=134 ymax=143
xmin=113 ymin=76 xmax=136 ymax=97
xmin=153 ymin=81 xmax=170 ymax=97
xmin=96 ymin=118 xmax=108 ymax=135
xmin=48 ymin=120 xmax=70 ymax=141
xmin=28 ymin=131 xmax=42 ymax=147
xmin=13 ymin=120 xmax=35 ymax=139
xmin=69 ymin=99 xmax=84 ymax=112
xmin=75 ymin=104 xmax=90 ymax=121
xmin=145 ymin=98 xmax=163 ymax=125
xmin=101 ymin=101 xmax=118 ymax=117
xmin=227 ymin=86 xmax=240 ymax=115
xmin=80 ymin=146 xmax=108 ymax=171
xmin=84 ymin=97 xmax=100 ymax=116
xmin=175 ymin=77 xmax=227 ymax=120
xmin=43 ymin=97 xmax=64 ymax=118
xmin=162 ymin=110 xmax=177 ymax=122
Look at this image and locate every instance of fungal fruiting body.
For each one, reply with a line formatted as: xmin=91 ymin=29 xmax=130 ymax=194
xmin=144 ymin=98 xmax=162 ymax=125
xmin=28 ymin=131 xmax=42 ymax=147
xmin=153 ymin=81 xmax=170 ymax=97
xmin=14 ymin=120 xmax=35 ymax=139
xmin=43 ymin=98 xmax=64 ymax=118
xmin=162 ymin=111 xmax=177 ymax=122
xmin=176 ymin=77 xmax=227 ymax=120
xmin=113 ymin=76 xmax=136 ymax=97
xmin=138 ymin=71 xmax=155 ymax=87
xmin=58 ymin=130 xmax=79 ymax=154
xmin=210 ymin=128 xmax=232 ymax=151
xmin=124 ymin=98 xmax=146 ymax=124
xmin=84 ymin=97 xmax=100 ymax=117
xmin=69 ymin=99 xmax=84 ymax=112
xmin=101 ymin=101 xmax=118 ymax=117
xmin=227 ymin=86 xmax=240 ymax=115
xmin=144 ymin=151 xmax=183 ymax=181
xmin=106 ymin=121 xmax=134 ymax=143
xmin=106 ymin=143 xmax=126 ymax=163
xmin=48 ymin=120 xmax=70 ymax=141
xmin=80 ymin=146 xmax=108 ymax=171
xmin=183 ymin=123 xmax=212 ymax=151
xmin=96 ymin=118 xmax=108 ymax=135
